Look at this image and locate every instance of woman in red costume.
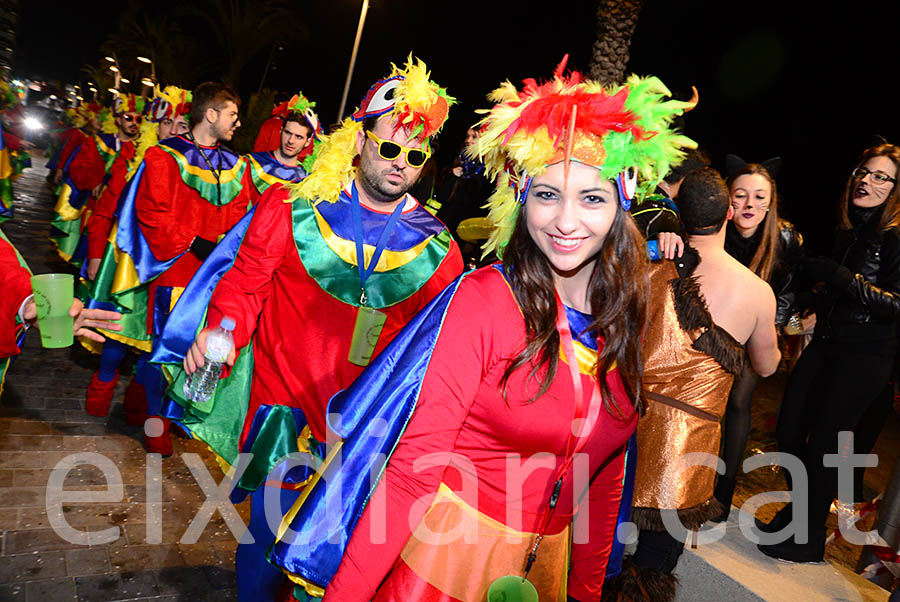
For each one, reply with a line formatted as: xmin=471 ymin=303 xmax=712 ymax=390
xmin=280 ymin=60 xmax=698 ymax=602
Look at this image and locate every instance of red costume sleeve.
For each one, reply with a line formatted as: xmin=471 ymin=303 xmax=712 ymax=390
xmin=567 ymin=445 xmax=627 ymax=600
xmin=3 ymin=131 xmax=22 ymax=151
xmin=323 ymin=275 xmax=496 ymax=602
xmin=252 ymin=116 xmax=283 ymax=152
xmin=207 ymin=186 xmax=291 ymax=353
xmin=417 ymin=238 xmax=462 ymax=308
xmin=134 ymin=147 xmax=194 ymax=261
xmin=86 ymin=154 xmax=129 ymax=259
xmin=242 ymin=161 xmax=261 ymax=206
xmin=57 ymin=130 xmax=85 ymax=169
xmin=0 ymin=237 xmax=31 ymax=357
xmin=68 ymin=138 xmax=106 ymax=192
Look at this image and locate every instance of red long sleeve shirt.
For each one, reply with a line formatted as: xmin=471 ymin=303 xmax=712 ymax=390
xmin=69 ymin=136 xmax=133 ymax=193
xmin=0 ymin=236 xmax=31 ymax=357
xmin=323 ymin=267 xmax=637 ymax=601
xmin=87 ymin=151 xmax=133 ymax=259
xmin=206 ymin=185 xmax=462 ymax=442
xmin=134 ymin=144 xmax=257 ymax=331
xmin=56 ymin=129 xmax=88 ymax=170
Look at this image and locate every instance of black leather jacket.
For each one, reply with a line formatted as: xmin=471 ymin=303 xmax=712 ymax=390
xmin=724 ymin=219 xmax=805 ymax=326
xmin=817 ymin=205 xmax=900 ymax=338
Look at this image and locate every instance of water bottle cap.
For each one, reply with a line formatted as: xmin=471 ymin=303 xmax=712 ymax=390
xmin=220 ymin=317 xmax=236 ymax=331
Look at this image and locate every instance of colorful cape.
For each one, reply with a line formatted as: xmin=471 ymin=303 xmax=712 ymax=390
xmin=50 ymin=133 xmax=123 ymax=265
xmin=106 ymin=135 xmax=245 ymax=299
xmin=156 ymin=136 xmax=247 ymax=207
xmin=150 ymin=205 xmax=318 ymax=498
xmin=80 ymin=173 xmax=153 ymax=353
xmin=268 ymin=267 xmax=637 ymax=593
xmin=49 ymin=145 xmax=89 ymax=263
xmin=298 ymin=187 xmax=454 ymax=308
xmin=151 ymin=184 xmax=459 ymax=499
xmin=247 ymin=151 xmax=307 ymax=194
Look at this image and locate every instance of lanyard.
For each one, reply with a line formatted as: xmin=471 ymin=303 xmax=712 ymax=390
xmin=187 ymin=133 xmax=223 ymax=205
xmin=350 ymin=183 xmax=405 ymax=305
xmin=523 ymin=292 xmax=603 ymax=578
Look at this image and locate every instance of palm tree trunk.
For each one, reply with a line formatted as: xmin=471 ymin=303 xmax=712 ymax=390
xmin=589 ymin=0 xmax=644 ymax=86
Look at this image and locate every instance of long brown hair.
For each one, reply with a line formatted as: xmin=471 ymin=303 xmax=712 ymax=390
xmin=838 ymin=144 xmax=900 ymax=232
xmin=726 ymin=163 xmax=780 ymax=282
xmin=500 ymin=201 xmax=648 ymax=419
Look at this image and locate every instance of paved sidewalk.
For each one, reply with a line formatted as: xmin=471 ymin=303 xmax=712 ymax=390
xmin=1 ymin=157 xmax=246 ymax=601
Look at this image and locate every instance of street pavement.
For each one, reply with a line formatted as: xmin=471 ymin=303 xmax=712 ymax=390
xmin=1 ymin=157 xmax=245 ymax=601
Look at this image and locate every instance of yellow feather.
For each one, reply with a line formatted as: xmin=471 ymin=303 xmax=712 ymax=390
xmin=128 ymin=120 xmax=159 ymax=180
xmin=100 ymin=111 xmax=118 ymax=134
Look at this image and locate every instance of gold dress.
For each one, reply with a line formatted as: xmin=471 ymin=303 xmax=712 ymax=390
xmin=632 ymin=258 xmax=744 ymax=530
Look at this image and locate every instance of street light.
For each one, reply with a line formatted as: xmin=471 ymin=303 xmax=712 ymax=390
xmin=337 ymin=0 xmax=370 ymax=122
xmin=137 ymin=56 xmax=152 ymax=64
xmin=105 ymin=56 xmax=115 ymax=63
xmin=109 ymin=88 xmax=119 ymax=95
xmin=89 ymin=87 xmax=98 ymax=93
xmin=120 ymin=78 xmax=130 ymax=84
xmin=141 ymin=78 xmax=154 ymax=87
xmin=109 ymin=65 xmax=119 ymax=73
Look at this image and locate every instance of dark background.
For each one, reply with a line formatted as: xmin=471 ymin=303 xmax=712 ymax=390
xmin=14 ymin=0 xmax=900 ymax=252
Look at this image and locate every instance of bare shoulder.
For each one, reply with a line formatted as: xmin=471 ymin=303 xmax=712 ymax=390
xmin=724 ymin=253 xmax=772 ymax=299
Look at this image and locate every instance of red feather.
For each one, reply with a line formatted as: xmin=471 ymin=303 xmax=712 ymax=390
xmin=501 ymin=57 xmax=642 ymax=145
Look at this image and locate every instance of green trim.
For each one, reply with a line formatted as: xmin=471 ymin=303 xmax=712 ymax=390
xmin=290 ymin=200 xmax=452 ymax=309
xmin=158 ymin=146 xmax=248 ymax=207
xmin=86 ymin=243 xmax=152 ymax=344
xmin=49 ymin=215 xmax=83 ymax=264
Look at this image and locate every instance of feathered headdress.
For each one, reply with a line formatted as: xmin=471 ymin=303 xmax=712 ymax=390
xmin=65 ymin=107 xmax=86 ymax=128
xmin=131 ymin=86 xmax=193 ymax=176
xmin=287 ymin=55 xmax=455 ymax=205
xmin=101 ymin=93 xmax=143 ymax=134
xmin=280 ymin=91 xmax=324 ymax=171
xmin=146 ymin=85 xmax=192 ymax=124
xmin=113 ymin=93 xmax=145 ymax=117
xmin=472 ymin=56 xmax=698 ymax=258
xmin=77 ymin=102 xmax=105 ymax=124
xmin=76 ymin=101 xmax=113 ymax=133
xmin=272 ymin=91 xmax=323 ymax=139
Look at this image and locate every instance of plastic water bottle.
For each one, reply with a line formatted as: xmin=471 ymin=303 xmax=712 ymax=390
xmin=183 ymin=317 xmax=235 ymax=403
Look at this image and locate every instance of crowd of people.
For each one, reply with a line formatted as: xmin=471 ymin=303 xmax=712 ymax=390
xmin=1 ymin=51 xmax=899 ymax=601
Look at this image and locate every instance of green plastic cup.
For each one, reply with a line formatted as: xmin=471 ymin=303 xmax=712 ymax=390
xmin=487 ymin=575 xmax=539 ymax=602
xmin=30 ymin=274 xmax=74 ymax=348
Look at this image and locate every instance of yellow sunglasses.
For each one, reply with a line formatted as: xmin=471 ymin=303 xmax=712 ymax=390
xmin=365 ymin=130 xmax=431 ymax=168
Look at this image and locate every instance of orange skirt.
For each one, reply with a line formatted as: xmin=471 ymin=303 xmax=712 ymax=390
xmin=373 ymin=483 xmax=570 ymax=602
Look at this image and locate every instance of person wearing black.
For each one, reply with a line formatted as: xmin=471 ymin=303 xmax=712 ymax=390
xmin=434 ymin=126 xmax=493 ymax=247
xmin=629 ymin=147 xmax=711 ymax=240
xmin=712 ymin=157 xmax=805 ymax=520
xmin=757 ymin=143 xmax=900 ymax=563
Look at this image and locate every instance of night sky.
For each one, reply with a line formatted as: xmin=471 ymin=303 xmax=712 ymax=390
xmin=14 ymin=0 xmax=900 ymax=251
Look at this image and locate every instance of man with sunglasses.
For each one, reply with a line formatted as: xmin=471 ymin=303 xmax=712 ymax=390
xmin=80 ymin=87 xmax=193 ymax=429
xmin=51 ymin=95 xmax=143 ymax=266
xmin=107 ymin=82 xmax=258 ymax=455
xmin=157 ymin=57 xmax=462 ymax=601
